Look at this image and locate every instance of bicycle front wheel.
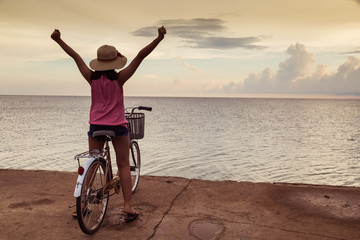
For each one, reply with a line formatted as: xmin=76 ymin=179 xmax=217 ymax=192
xmin=129 ymin=141 xmax=141 ymax=193
xmin=76 ymin=158 xmax=109 ymax=235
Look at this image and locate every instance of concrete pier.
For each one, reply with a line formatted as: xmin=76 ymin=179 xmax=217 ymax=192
xmin=1 ymin=169 xmax=359 ymax=239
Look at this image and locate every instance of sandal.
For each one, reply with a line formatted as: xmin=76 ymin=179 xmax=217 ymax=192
xmin=122 ymin=210 xmax=139 ymax=222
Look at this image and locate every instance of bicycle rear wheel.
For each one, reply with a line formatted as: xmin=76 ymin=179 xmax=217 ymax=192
xmin=76 ymin=158 xmax=109 ymax=235
xmin=129 ymin=141 xmax=141 ymax=193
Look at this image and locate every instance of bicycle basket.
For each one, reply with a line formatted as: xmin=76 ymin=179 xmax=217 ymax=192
xmin=126 ymin=113 xmax=145 ymax=139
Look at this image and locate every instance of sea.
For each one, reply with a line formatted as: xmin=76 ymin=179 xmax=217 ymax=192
xmin=0 ymin=95 xmax=359 ymax=187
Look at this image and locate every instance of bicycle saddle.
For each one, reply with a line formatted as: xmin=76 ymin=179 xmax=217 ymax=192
xmin=92 ymin=130 xmax=116 ymax=138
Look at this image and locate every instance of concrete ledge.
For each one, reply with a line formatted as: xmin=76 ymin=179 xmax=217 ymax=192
xmin=1 ymin=169 xmax=360 ymax=239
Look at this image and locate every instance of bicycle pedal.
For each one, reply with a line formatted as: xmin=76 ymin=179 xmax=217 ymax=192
xmin=105 ymin=176 xmax=120 ymax=192
xmin=114 ymin=185 xmax=120 ymax=194
xmin=114 ymin=178 xmax=121 ymax=193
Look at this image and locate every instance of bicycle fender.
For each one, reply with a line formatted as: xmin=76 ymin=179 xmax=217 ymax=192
xmin=73 ymin=157 xmax=97 ymax=197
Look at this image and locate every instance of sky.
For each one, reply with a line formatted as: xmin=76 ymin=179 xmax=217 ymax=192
xmin=1 ymin=0 xmax=360 ymax=98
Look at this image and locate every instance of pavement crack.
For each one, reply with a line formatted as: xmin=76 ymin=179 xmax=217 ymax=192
xmin=147 ymin=179 xmax=192 ymax=240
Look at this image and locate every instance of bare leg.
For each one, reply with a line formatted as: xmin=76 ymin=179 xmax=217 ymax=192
xmin=87 ymin=137 xmax=105 ymax=187
xmin=111 ymin=135 xmax=136 ymax=213
xmin=89 ymin=136 xmax=105 ymax=151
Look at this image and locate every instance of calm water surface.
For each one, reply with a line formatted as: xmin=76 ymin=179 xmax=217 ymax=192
xmin=0 ymin=95 xmax=359 ymax=186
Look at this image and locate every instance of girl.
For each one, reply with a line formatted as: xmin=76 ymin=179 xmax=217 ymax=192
xmin=51 ymin=26 xmax=166 ymax=221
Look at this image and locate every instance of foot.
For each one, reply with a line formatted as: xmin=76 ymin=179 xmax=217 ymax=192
xmin=122 ymin=209 xmax=139 ymax=222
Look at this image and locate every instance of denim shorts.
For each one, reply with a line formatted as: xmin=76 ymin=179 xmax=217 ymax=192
xmin=88 ymin=124 xmax=129 ymax=137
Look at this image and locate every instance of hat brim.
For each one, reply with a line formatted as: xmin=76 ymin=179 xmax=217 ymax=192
xmin=90 ymin=56 xmax=127 ymax=71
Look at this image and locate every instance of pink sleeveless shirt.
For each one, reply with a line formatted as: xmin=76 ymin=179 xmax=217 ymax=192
xmin=89 ymin=75 xmax=127 ymax=126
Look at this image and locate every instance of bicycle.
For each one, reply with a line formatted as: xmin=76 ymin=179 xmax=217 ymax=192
xmin=72 ymin=106 xmax=152 ymax=234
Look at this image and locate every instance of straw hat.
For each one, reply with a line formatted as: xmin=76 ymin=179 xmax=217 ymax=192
xmin=90 ymin=45 xmax=127 ymax=71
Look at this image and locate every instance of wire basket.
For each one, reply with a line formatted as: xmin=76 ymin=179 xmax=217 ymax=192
xmin=126 ymin=113 xmax=145 ymax=139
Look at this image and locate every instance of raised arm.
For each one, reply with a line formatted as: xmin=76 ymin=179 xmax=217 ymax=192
xmin=117 ymin=26 xmax=166 ymax=87
xmin=51 ymin=29 xmax=92 ymax=84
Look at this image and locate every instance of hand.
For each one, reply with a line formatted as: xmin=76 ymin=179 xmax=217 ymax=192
xmin=51 ymin=29 xmax=61 ymax=41
xmin=158 ymin=26 xmax=166 ymax=39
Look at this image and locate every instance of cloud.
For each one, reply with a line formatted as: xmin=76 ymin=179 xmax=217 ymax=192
xmin=241 ymin=68 xmax=276 ymax=93
xmin=132 ymin=18 xmax=225 ymax=38
xmin=160 ymin=18 xmax=226 ymax=39
xmin=242 ymin=43 xmax=316 ymax=93
xmin=276 ymin=43 xmax=316 ymax=85
xmin=219 ymin=43 xmax=360 ymax=95
xmin=341 ymin=49 xmax=360 ymax=54
xmin=186 ymin=36 xmax=266 ymax=50
xmin=173 ymin=57 xmax=203 ymax=74
xmin=132 ymin=18 xmax=266 ymax=50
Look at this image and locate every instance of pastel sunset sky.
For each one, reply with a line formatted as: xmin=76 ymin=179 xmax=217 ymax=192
xmin=1 ymin=0 xmax=360 ymax=98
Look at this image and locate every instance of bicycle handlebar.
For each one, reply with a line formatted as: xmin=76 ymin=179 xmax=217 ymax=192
xmin=127 ymin=106 xmax=152 ymax=115
xmin=138 ymin=106 xmax=152 ymax=112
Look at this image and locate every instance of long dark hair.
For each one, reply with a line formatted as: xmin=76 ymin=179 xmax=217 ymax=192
xmin=91 ymin=70 xmax=119 ymax=81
